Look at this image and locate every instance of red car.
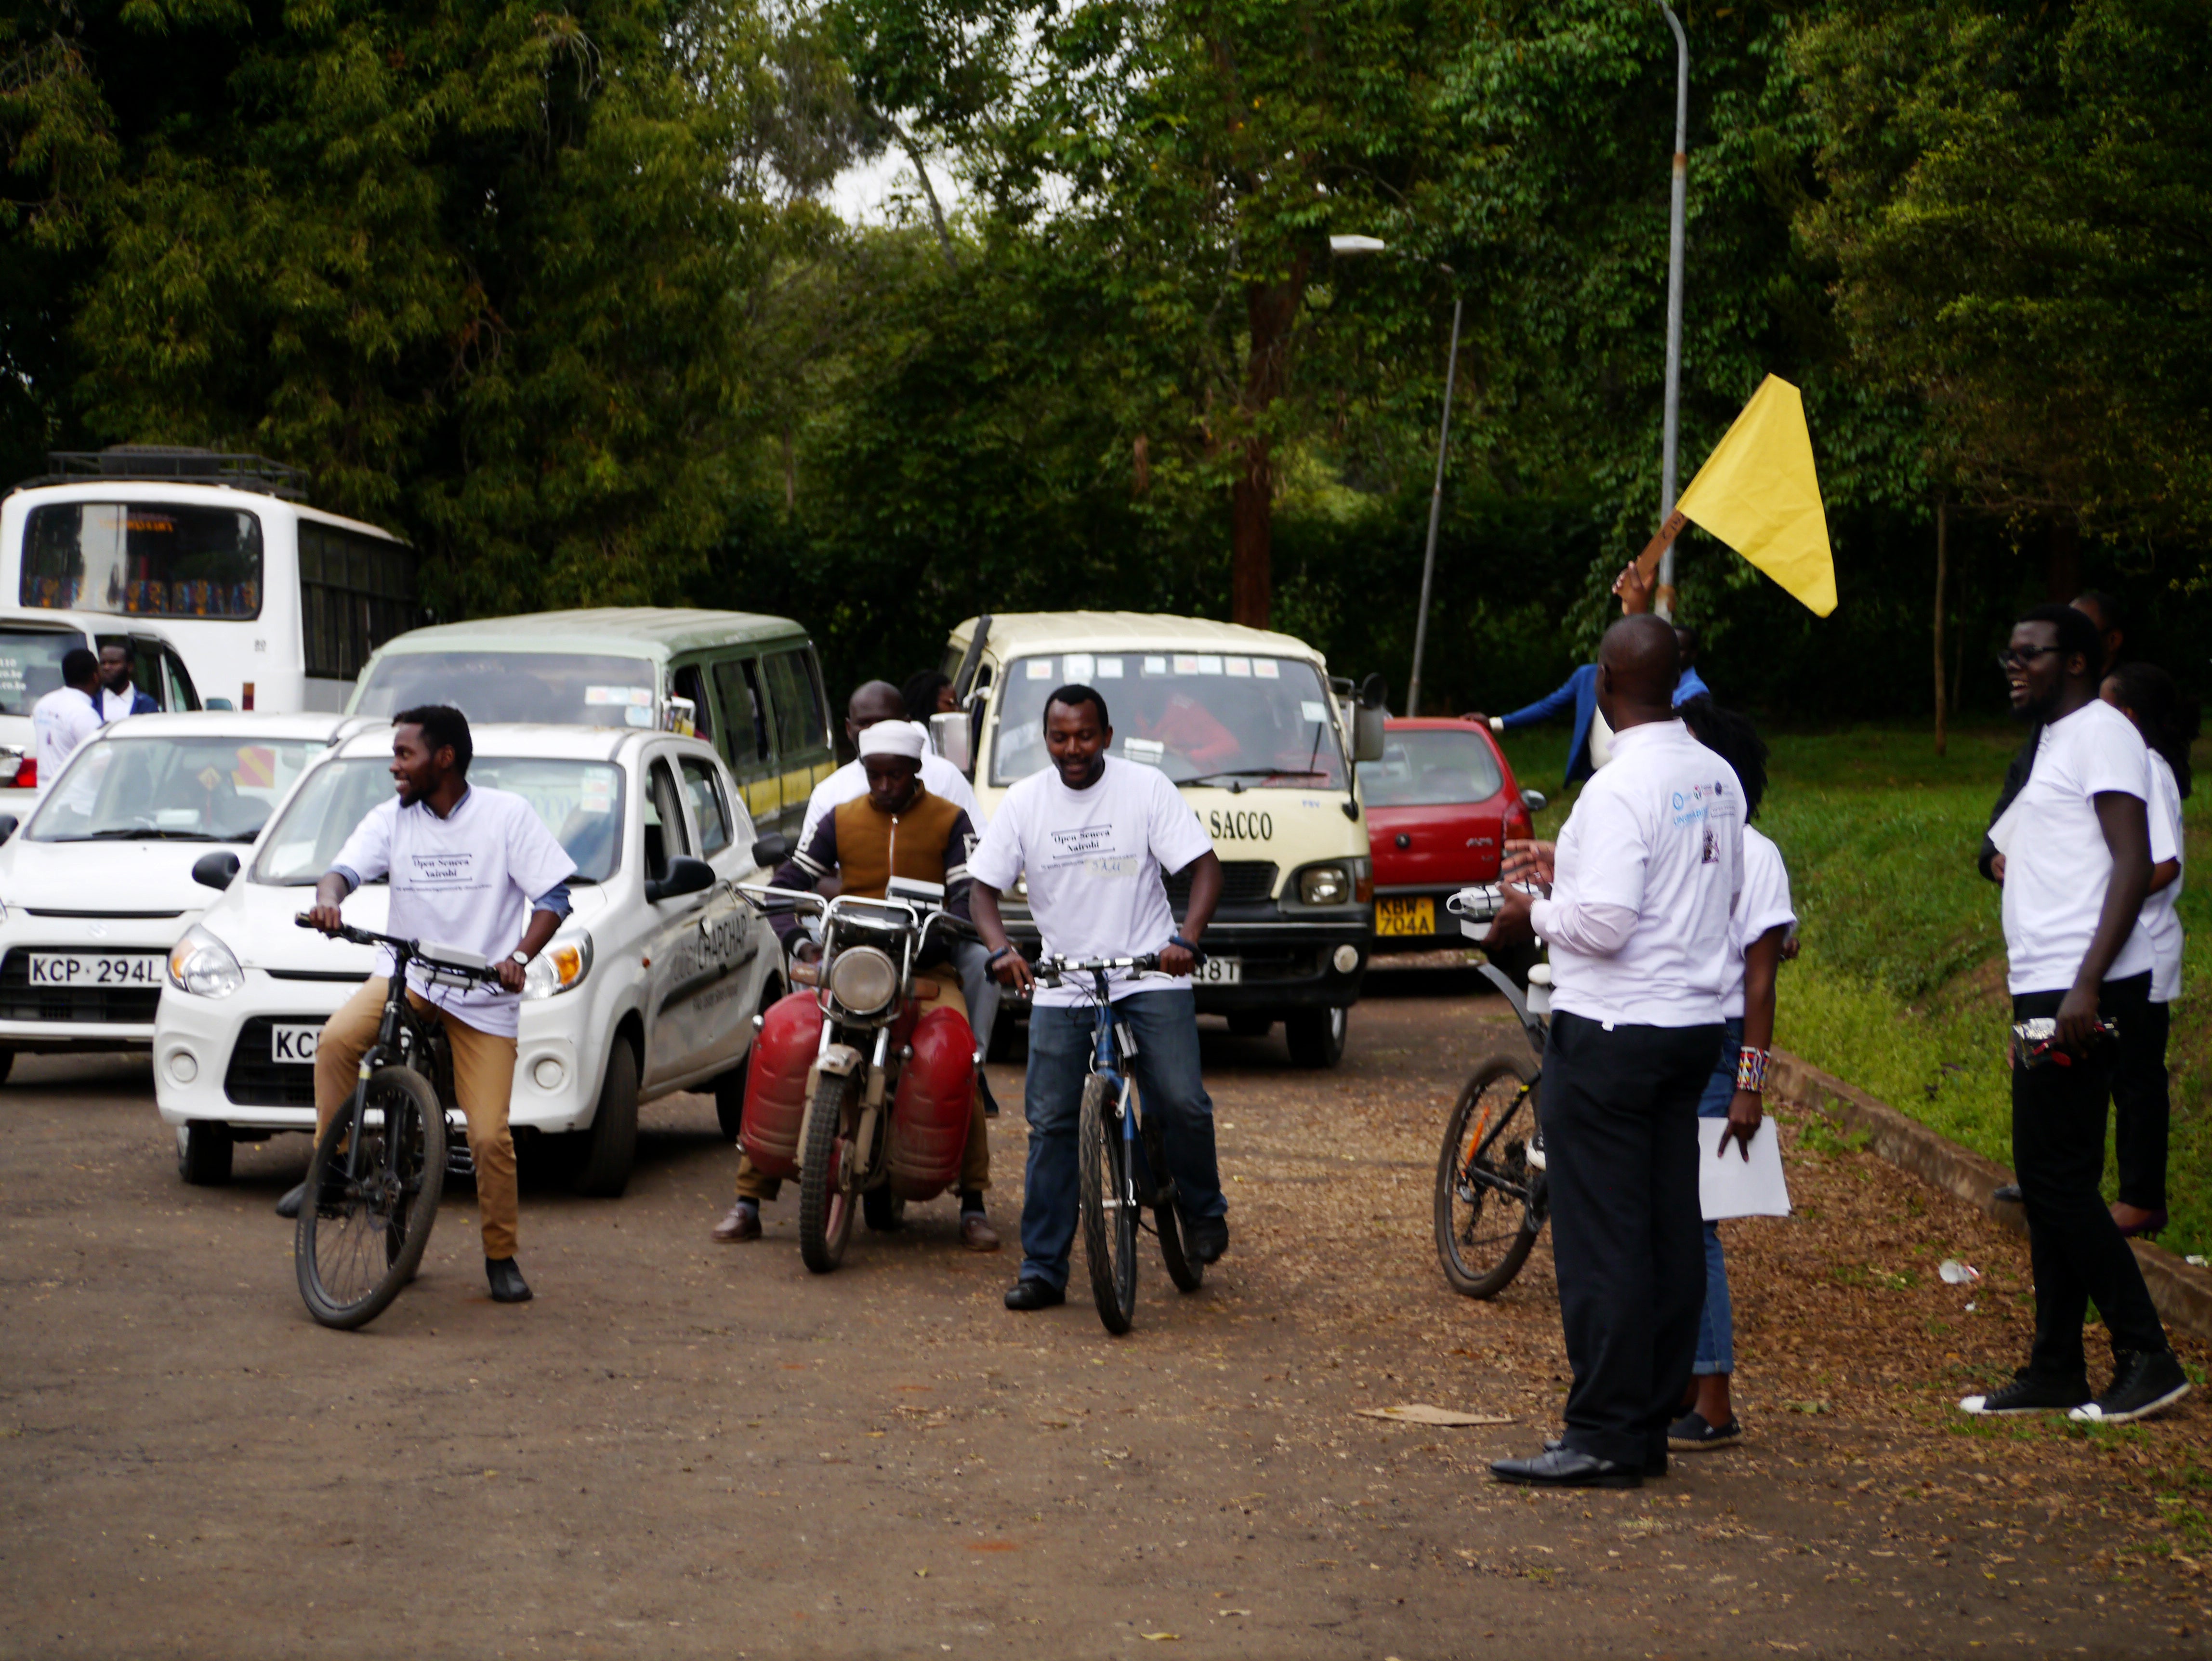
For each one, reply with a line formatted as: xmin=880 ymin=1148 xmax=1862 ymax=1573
xmin=1357 ymin=717 xmax=1544 ymax=952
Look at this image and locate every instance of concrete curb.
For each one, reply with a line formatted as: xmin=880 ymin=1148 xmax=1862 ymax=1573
xmin=1770 ymin=1050 xmax=2212 ymax=1349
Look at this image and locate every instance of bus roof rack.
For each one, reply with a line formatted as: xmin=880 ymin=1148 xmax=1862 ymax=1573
xmin=15 ymin=446 xmax=310 ymax=500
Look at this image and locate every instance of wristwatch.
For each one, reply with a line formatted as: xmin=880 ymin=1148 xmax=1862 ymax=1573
xmin=1488 ymin=715 xmax=1504 ymax=734
xmin=509 ymin=949 xmax=531 ymax=967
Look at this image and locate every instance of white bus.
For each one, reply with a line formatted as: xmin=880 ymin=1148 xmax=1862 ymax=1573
xmin=0 ymin=448 xmax=417 ymax=714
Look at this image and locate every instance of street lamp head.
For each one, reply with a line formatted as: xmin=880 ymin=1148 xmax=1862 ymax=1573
xmin=1328 ymin=235 xmax=1388 ymax=256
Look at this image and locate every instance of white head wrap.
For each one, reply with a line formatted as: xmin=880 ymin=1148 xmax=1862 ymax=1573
xmin=857 ymin=719 xmax=927 ymax=762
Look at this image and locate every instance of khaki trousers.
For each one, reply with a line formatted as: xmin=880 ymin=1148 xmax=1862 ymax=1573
xmin=314 ymin=978 xmax=520 ymax=1260
xmin=736 ymin=968 xmax=989 ymax=1202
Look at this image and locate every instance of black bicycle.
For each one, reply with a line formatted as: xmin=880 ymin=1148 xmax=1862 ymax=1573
xmin=1434 ymin=958 xmax=1552 ymax=1299
xmin=290 ymin=915 xmax=500 ymax=1330
xmin=1038 ymin=953 xmax=1205 ymax=1334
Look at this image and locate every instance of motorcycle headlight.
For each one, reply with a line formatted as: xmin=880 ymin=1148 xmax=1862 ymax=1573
xmin=167 ymin=924 xmax=244 ymax=999
xmin=523 ymin=931 xmax=593 ymax=1001
xmin=1298 ymin=863 xmax=1353 ymax=906
xmin=826 ymin=945 xmax=898 ymax=1016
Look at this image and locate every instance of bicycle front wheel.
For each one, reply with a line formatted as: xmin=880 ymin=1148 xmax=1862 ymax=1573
xmin=1079 ymin=1074 xmax=1138 ymax=1333
xmin=296 ymin=1065 xmax=447 ymax=1330
xmin=1434 ymin=1055 xmax=1543 ymax=1299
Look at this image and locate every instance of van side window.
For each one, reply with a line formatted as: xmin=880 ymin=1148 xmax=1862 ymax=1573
xmin=672 ymin=663 xmax=715 ymax=743
xmin=712 ymin=659 xmax=768 ymax=765
xmin=163 ymin=647 xmax=199 ymax=711
xmin=643 ymin=758 xmax=692 ymax=879
xmin=764 ymin=648 xmax=826 ymax=757
xmin=679 ymin=757 xmax=733 ymax=856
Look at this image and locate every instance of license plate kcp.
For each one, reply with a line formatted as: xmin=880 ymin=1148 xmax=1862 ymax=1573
xmin=271 ymin=1025 xmax=320 ymax=1064
xmin=1193 ymin=956 xmax=1242 ymax=985
xmin=1375 ymin=896 xmax=1436 ymax=937
xmin=25 ymin=953 xmax=163 ymax=988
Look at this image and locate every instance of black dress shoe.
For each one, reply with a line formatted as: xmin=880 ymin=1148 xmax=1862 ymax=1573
xmin=275 ymin=1182 xmax=306 ymax=1219
xmin=1491 ymin=1447 xmax=1642 ymax=1489
xmin=1004 ymin=1278 xmax=1065 ymax=1312
xmin=1993 ymin=1182 xmax=2023 ymax=1205
xmin=486 ymin=1257 xmax=533 ymax=1304
xmin=1187 ymin=1217 xmax=1229 ymax=1265
xmin=1545 ymin=1437 xmax=1667 ymax=1477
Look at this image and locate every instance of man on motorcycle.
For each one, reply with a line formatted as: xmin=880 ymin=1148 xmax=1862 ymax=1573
xmin=711 ymin=720 xmax=1000 ymax=1250
xmin=969 ymin=683 xmax=1230 ymax=1312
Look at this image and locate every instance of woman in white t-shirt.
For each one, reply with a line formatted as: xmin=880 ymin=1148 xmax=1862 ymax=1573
xmin=1672 ymin=697 xmax=1797 ymax=1452
xmin=2100 ymin=664 xmax=2196 ymax=1239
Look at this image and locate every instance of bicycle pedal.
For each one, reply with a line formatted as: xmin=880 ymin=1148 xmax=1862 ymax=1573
xmin=445 ymin=1146 xmax=476 ymax=1177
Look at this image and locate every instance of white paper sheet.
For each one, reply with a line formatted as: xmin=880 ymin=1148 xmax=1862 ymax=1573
xmin=1698 ymin=1119 xmax=1791 ymax=1220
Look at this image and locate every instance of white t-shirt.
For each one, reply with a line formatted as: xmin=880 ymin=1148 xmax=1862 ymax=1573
xmin=31 ymin=686 xmax=101 ymax=783
xmin=1997 ymin=699 xmax=2156 ymax=995
xmin=968 ymin=755 xmax=1214 ymax=1007
xmin=798 ymin=751 xmax=984 ymax=851
xmin=2143 ymin=750 xmax=2184 ymax=1003
xmin=1530 ymin=719 xmax=1744 ymax=1028
xmin=1722 ymin=825 xmax=1797 ymax=1020
xmin=331 ymin=785 xmax=577 ymax=1038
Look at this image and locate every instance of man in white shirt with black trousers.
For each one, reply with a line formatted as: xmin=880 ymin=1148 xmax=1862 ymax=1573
xmin=969 ymin=683 xmax=1230 ymax=1310
xmin=1962 ymin=604 xmax=2187 ymax=1423
xmin=1483 ymin=616 xmax=1743 ymax=1488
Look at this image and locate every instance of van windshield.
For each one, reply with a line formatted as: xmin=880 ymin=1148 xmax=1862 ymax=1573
xmin=991 ymin=653 xmax=1348 ymax=790
xmin=353 ymin=652 xmax=657 ymax=727
xmin=0 ymin=626 xmax=83 ymax=716
xmin=252 ymin=757 xmax=626 ymax=885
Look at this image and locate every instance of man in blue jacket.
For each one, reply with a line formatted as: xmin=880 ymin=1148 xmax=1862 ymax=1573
xmin=98 ymin=644 xmax=160 ymax=722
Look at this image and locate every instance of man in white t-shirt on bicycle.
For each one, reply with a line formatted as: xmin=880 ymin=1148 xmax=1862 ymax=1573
xmin=969 ymin=683 xmax=1230 ymax=1311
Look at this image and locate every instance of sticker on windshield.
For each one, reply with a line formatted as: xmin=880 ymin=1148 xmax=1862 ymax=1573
xmin=1063 ymin=652 xmax=1094 ymax=683
xmin=585 ymin=685 xmax=653 ymax=707
xmin=1026 ymin=658 xmax=1054 ymax=680
xmin=1253 ymin=659 xmax=1280 ymax=679
xmin=623 ymin=705 xmax=652 ymax=727
xmin=580 ymin=776 xmax=615 ymax=814
xmin=1123 ymin=738 xmax=1165 ymax=767
xmin=1224 ymin=657 xmax=1251 ymax=677
xmin=1301 ymin=700 xmax=1329 ymax=723
xmin=1144 ymin=656 xmax=1168 ymax=675
xmin=1196 ymin=655 xmax=1224 ymax=675
xmin=1095 ymin=656 xmax=1124 ymax=678
xmin=1172 ymin=654 xmax=1200 ymax=674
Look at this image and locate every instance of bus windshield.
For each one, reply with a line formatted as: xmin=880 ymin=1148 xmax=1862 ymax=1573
xmin=28 ymin=735 xmax=326 ymax=843
xmin=353 ymin=652 xmax=658 ymax=728
xmin=252 ymin=757 xmax=626 ymax=885
xmin=22 ymin=503 xmax=262 ymax=618
xmin=991 ymin=652 xmax=1349 ymax=789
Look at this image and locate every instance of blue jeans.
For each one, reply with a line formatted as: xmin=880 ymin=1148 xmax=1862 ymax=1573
xmin=1018 ymin=990 xmax=1227 ymax=1291
xmin=1692 ymin=1017 xmax=1743 ymax=1377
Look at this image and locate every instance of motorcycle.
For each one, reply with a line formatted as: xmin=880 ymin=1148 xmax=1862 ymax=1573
xmin=733 ymin=872 xmax=981 ymax=1273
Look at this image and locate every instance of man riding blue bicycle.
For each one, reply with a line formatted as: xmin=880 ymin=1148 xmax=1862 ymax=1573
xmin=970 ymin=683 xmax=1231 ymax=1312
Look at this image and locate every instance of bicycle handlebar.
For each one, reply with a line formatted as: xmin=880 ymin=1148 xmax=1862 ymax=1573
xmin=1035 ymin=951 xmax=1163 ymax=983
xmin=293 ymin=913 xmax=506 ymax=986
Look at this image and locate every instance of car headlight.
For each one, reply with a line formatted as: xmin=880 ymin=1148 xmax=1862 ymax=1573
xmin=167 ymin=925 xmax=244 ymax=999
xmin=1299 ymin=863 xmax=1353 ymax=906
xmin=826 ymin=945 xmax=898 ymax=1016
xmin=522 ymin=931 xmax=593 ymax=1000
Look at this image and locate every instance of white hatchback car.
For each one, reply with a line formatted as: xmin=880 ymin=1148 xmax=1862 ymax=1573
xmin=0 ymin=712 xmax=343 ymax=1080
xmin=155 ymin=722 xmax=783 ymax=1192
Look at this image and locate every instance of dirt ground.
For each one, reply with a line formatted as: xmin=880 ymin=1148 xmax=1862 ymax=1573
xmin=3 ymin=964 xmax=2208 ymax=1659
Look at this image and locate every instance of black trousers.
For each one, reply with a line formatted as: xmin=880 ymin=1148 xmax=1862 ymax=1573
xmin=2113 ymin=997 xmax=2172 ymax=1213
xmin=1544 ymin=1011 xmax=1725 ymax=1469
xmin=2012 ymin=973 xmax=2167 ymax=1384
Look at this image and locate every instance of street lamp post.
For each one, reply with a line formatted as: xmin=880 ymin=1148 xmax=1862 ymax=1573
xmin=1328 ymin=234 xmax=1459 ymax=716
xmin=1655 ymin=0 xmax=1689 ymax=622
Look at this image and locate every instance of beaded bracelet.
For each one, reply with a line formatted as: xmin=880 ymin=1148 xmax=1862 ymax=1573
xmin=1736 ymin=1046 xmax=1770 ymax=1094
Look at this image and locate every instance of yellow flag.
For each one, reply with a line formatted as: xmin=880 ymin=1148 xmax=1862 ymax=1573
xmin=1675 ymin=374 xmax=1837 ymax=617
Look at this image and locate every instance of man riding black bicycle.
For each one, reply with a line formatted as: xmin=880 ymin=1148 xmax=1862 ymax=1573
xmin=276 ymin=705 xmax=576 ymax=1306
xmin=969 ymin=683 xmax=1230 ymax=1311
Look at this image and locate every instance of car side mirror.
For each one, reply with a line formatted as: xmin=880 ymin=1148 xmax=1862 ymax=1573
xmin=204 ymin=697 xmax=235 ymax=711
xmin=0 ymin=814 xmax=16 ymax=846
xmin=645 ymin=854 xmax=715 ymax=904
xmin=928 ymin=710 xmax=973 ymax=775
xmin=192 ymin=850 xmax=241 ymax=891
xmin=1520 ymin=789 xmax=1549 ymax=817
xmin=750 ymin=832 xmax=791 ymax=870
xmin=1351 ymin=673 xmax=1389 ymax=763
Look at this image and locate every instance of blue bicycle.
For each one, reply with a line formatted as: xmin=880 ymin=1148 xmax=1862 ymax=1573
xmin=1038 ymin=952 xmax=1205 ymax=1333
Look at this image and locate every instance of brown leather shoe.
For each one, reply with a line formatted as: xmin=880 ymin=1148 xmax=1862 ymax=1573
xmin=960 ymin=1211 xmax=1001 ymax=1252
xmin=712 ymin=1202 xmax=761 ymax=1243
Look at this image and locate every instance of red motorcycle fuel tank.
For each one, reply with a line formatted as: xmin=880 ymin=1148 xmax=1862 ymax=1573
xmin=887 ymin=1005 xmax=975 ymax=1200
xmin=739 ymin=991 xmax=823 ymax=1181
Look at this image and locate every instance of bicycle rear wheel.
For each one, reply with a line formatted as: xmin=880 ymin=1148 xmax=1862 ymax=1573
xmin=1079 ymin=1074 xmax=1138 ymax=1333
xmin=1142 ymin=1113 xmax=1203 ymax=1293
xmin=296 ymin=1065 xmax=447 ymax=1330
xmin=1433 ymin=1055 xmax=1544 ymax=1299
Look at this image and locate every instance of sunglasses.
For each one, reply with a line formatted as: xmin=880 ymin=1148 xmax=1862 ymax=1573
xmin=1995 ymin=645 xmax=2065 ymax=672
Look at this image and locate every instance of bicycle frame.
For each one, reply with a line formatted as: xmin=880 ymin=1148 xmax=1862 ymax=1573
xmin=1043 ymin=953 xmax=1163 ymax=1213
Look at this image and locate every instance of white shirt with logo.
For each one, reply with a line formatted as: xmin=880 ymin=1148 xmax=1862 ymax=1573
xmin=969 ymin=755 xmax=1214 ymax=1007
xmin=798 ymin=751 xmax=984 ymax=851
xmin=31 ymin=686 xmax=101 ymax=783
xmin=1531 ymin=719 xmax=1745 ymax=1028
xmin=1997 ymin=698 xmax=2155 ymax=996
xmin=2143 ymin=749 xmax=2184 ymax=1003
xmin=1722 ymin=824 xmax=1797 ymax=1020
xmin=331 ymin=785 xmax=577 ymax=1037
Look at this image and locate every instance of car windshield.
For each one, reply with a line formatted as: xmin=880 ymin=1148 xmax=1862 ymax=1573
xmin=0 ymin=626 xmax=82 ymax=717
xmin=353 ymin=651 xmax=658 ymax=728
xmin=251 ymin=757 xmax=626 ymax=885
xmin=1358 ymin=728 xmax=1505 ymax=808
xmin=27 ymin=735 xmax=327 ymax=843
xmin=991 ymin=652 xmax=1348 ymax=789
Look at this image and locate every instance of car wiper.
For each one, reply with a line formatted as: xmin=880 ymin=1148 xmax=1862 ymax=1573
xmin=79 ymin=828 xmax=223 ymax=842
xmin=1179 ymin=767 xmax=1328 ymax=789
